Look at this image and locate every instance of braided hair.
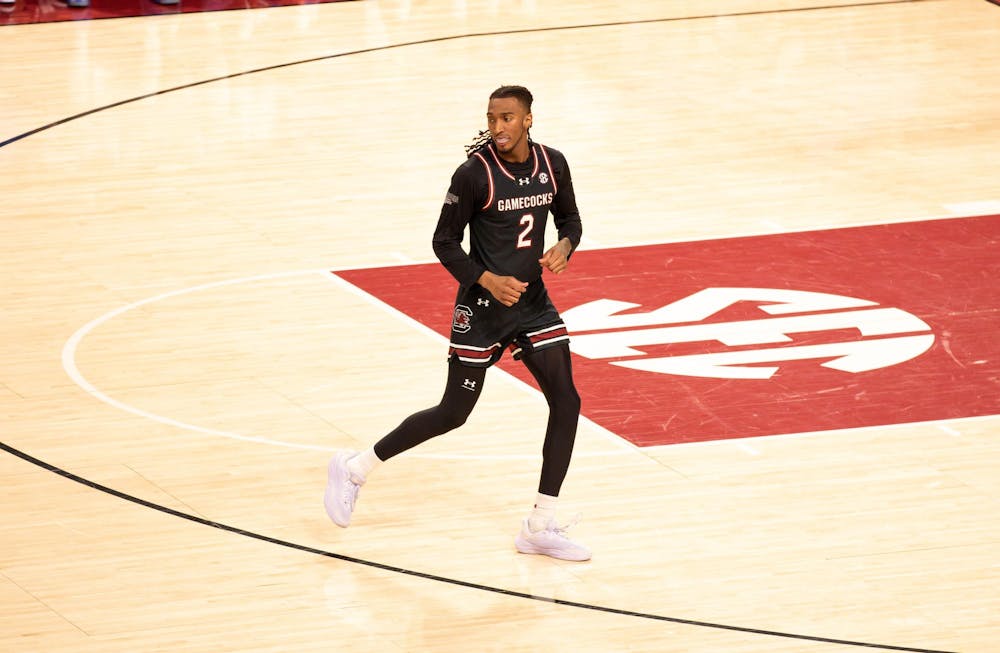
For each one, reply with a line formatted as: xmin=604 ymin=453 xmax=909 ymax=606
xmin=464 ymin=130 xmax=492 ymax=158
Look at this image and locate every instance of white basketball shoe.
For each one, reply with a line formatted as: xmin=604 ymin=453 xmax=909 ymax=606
xmin=324 ymin=451 xmax=363 ymax=527
xmin=514 ymin=518 xmax=591 ymax=561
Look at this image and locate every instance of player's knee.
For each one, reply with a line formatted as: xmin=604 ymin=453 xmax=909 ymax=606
xmin=434 ymin=401 xmax=473 ymax=432
xmin=553 ymin=386 xmax=581 ymax=419
xmin=566 ymin=383 xmax=581 ymax=411
xmin=441 ymin=412 xmax=468 ymax=432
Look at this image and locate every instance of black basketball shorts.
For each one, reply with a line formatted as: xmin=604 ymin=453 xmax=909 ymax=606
xmin=448 ymin=280 xmax=569 ymax=368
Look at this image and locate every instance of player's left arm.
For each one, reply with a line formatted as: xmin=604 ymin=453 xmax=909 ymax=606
xmin=540 ymin=150 xmax=583 ymax=275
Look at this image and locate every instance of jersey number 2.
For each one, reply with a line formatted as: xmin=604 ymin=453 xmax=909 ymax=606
xmin=517 ymin=214 xmax=534 ymax=249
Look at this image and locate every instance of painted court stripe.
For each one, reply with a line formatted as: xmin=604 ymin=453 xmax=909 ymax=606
xmin=338 ymin=215 xmax=1000 ymax=447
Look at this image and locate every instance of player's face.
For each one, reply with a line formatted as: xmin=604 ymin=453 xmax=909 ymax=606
xmin=487 ymin=96 xmax=532 ymax=163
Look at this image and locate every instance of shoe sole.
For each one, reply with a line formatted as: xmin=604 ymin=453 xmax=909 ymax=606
xmin=514 ymin=536 xmax=591 ymax=562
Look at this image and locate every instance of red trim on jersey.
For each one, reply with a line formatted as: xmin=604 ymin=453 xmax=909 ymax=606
xmin=472 ymin=152 xmax=494 ymax=210
xmin=486 ymin=144 xmax=517 ymax=181
xmin=486 ymin=143 xmax=541 ymax=182
xmin=538 ymin=145 xmax=558 ymax=195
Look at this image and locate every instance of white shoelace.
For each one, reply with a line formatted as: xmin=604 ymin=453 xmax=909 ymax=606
xmin=342 ymin=481 xmax=360 ymax=509
xmin=544 ymin=514 xmax=582 ymax=538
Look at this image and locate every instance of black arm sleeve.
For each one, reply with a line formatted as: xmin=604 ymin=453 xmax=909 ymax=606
xmin=431 ymin=163 xmax=486 ymax=287
xmin=549 ymin=151 xmax=583 ymax=255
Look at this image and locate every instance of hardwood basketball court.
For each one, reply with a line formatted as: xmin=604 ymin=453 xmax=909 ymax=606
xmin=2 ymin=1 xmax=999 ymax=651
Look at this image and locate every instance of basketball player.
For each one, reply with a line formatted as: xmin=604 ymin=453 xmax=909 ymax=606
xmin=325 ymin=85 xmax=589 ymax=561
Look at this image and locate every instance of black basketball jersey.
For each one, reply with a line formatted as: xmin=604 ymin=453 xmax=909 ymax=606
xmin=433 ymin=141 xmax=583 ymax=288
xmin=466 ymin=142 xmax=557 ymax=282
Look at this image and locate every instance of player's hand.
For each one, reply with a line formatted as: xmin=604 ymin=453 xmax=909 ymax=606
xmin=479 ymin=271 xmax=528 ymax=307
xmin=539 ymin=238 xmax=573 ymax=275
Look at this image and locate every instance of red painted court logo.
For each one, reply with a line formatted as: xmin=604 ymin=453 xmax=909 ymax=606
xmin=335 ymin=215 xmax=1000 ymax=447
xmin=563 ymin=287 xmax=935 ymax=380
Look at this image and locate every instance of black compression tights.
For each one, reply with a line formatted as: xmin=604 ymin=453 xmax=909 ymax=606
xmin=372 ymin=344 xmax=581 ymax=497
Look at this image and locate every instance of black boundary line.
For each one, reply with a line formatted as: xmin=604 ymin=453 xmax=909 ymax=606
xmin=0 ymin=3 xmax=961 ymax=651
xmin=0 ymin=441 xmax=957 ymax=653
xmin=1 ymin=0 xmax=942 ymax=148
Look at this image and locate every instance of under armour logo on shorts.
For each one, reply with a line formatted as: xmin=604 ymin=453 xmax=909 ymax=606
xmin=462 ymin=379 xmax=477 ymax=391
xmin=477 ymin=298 xmax=490 ymax=307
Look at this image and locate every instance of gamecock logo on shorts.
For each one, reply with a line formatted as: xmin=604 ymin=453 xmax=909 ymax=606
xmin=452 ymin=304 xmax=473 ymax=333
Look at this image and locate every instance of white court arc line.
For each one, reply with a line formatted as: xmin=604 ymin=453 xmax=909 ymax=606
xmin=62 ymin=270 xmax=335 ymax=453
xmin=61 ymin=269 xmax=639 ymax=461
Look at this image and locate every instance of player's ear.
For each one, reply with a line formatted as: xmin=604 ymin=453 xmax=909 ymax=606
xmin=525 ymin=113 xmax=532 ymax=129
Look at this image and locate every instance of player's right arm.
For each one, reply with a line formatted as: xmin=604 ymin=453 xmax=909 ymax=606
xmin=432 ymin=162 xmax=526 ymax=306
xmin=432 ymin=163 xmax=486 ymax=287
